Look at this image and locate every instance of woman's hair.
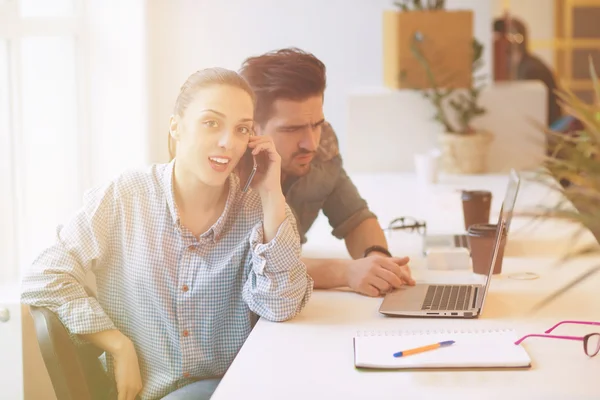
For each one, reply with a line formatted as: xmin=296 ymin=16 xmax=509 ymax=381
xmin=239 ymin=47 xmax=327 ymax=126
xmin=168 ymin=67 xmax=256 ymax=160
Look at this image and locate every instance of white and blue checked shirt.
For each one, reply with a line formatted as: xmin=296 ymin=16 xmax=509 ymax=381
xmin=21 ymin=160 xmax=313 ymax=400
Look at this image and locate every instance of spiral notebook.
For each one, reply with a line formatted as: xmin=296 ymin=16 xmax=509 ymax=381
xmin=353 ymin=328 xmax=531 ymax=370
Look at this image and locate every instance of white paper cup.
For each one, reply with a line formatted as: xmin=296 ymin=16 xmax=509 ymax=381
xmin=414 ymin=151 xmax=439 ymax=184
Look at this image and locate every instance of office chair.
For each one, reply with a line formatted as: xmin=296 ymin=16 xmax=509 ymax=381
xmin=29 ymin=305 xmax=113 ymax=400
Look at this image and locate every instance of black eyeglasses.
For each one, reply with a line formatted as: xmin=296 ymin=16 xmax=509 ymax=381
xmin=386 ymin=216 xmax=427 ymax=236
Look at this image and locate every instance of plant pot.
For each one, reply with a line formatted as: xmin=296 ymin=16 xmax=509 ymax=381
xmin=438 ymin=130 xmax=493 ymax=174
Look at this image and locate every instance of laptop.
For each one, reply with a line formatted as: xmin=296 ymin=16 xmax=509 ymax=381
xmin=379 ymin=170 xmax=521 ymax=318
xmin=422 ymin=169 xmax=520 ymax=252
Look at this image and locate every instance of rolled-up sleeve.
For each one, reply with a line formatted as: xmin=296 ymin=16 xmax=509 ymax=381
xmin=322 ymin=165 xmax=377 ymax=239
xmin=20 ymin=183 xmax=119 ymax=338
xmin=242 ymin=205 xmax=313 ymax=322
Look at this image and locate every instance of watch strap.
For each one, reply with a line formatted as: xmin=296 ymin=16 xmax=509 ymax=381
xmin=363 ymin=245 xmax=392 ymax=258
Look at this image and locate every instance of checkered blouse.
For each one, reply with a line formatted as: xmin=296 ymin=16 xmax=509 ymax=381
xmin=21 ymin=160 xmax=313 ymax=399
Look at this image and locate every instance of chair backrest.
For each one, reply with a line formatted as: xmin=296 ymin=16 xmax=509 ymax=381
xmin=29 ymin=306 xmax=112 ymax=400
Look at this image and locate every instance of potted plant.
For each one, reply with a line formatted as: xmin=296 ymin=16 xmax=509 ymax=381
xmin=407 ymin=34 xmax=492 ymax=174
xmin=528 ymin=58 xmax=600 ymax=308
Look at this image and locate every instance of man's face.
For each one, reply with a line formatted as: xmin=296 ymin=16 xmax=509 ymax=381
xmin=255 ymin=95 xmax=324 ymax=178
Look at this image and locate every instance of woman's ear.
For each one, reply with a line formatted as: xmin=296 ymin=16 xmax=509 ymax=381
xmin=169 ymin=115 xmax=179 ymax=140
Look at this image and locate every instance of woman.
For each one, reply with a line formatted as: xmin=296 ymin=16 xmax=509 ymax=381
xmin=21 ymin=68 xmax=314 ymax=400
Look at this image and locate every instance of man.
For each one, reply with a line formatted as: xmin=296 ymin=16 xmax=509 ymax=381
xmin=494 ymin=16 xmax=562 ymax=127
xmin=239 ymin=48 xmax=415 ymax=297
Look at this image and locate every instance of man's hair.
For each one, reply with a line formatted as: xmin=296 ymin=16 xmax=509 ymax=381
xmin=493 ymin=18 xmax=506 ymax=34
xmin=239 ymin=47 xmax=327 ymax=126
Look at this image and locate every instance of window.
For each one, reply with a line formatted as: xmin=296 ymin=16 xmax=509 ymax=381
xmin=19 ymin=0 xmax=74 ymax=18
xmin=553 ymin=0 xmax=600 ymax=103
xmin=496 ymin=0 xmax=600 ymax=102
xmin=20 ymin=36 xmax=81 ymax=266
xmin=0 ymin=0 xmax=85 ymax=286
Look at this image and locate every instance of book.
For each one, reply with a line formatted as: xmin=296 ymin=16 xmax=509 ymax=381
xmin=353 ymin=328 xmax=532 ymax=370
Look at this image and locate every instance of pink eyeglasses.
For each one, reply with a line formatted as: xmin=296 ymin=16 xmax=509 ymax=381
xmin=515 ymin=320 xmax=600 ymax=357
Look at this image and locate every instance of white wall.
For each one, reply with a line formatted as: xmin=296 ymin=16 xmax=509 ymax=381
xmin=345 ymin=81 xmax=548 ymax=174
xmin=147 ymin=0 xmax=493 ymax=163
xmin=0 ymin=288 xmax=23 ymax=400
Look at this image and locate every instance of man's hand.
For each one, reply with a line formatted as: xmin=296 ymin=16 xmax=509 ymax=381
xmin=346 ymin=255 xmax=415 ymax=297
xmin=111 ymin=337 xmax=143 ymax=400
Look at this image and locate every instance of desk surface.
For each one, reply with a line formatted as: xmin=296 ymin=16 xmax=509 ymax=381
xmin=211 ymin=173 xmax=600 ymax=400
xmin=303 ymin=172 xmax=597 ymax=259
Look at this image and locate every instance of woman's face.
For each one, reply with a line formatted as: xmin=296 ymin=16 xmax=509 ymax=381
xmin=171 ymin=84 xmax=254 ymax=187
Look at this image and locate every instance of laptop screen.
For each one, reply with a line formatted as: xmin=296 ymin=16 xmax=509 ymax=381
xmin=478 ymin=169 xmax=521 ymax=311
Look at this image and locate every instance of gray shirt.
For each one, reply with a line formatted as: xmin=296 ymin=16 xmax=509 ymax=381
xmin=283 ymin=122 xmax=377 ymax=244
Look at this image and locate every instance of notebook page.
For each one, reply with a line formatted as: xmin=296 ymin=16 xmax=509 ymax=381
xmin=354 ymin=329 xmax=531 ymax=369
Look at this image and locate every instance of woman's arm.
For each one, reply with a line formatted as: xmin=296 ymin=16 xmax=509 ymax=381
xmin=241 ymin=135 xmax=313 ymax=321
xmin=81 ymin=329 xmax=143 ymax=400
xmin=21 ymin=181 xmax=119 ymax=338
xmin=21 ymin=181 xmax=144 ymax=400
xmin=260 ymin=191 xmax=287 ymax=242
xmin=242 ymin=202 xmax=313 ymax=322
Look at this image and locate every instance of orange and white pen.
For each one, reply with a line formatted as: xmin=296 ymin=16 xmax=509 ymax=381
xmin=393 ymin=340 xmax=455 ymax=357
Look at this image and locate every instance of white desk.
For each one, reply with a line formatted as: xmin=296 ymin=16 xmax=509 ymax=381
xmin=211 ymin=173 xmax=600 ymax=400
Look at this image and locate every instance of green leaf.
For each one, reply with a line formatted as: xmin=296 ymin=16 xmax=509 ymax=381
xmin=394 ymin=1 xmax=409 ymax=11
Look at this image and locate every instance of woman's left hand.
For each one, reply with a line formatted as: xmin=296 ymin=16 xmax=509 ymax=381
xmin=246 ymin=135 xmax=283 ymax=196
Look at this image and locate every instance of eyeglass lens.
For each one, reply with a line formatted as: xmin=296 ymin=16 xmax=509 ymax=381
xmin=585 ymin=333 xmax=600 ymax=357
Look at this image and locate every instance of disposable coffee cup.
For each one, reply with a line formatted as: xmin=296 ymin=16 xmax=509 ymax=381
xmin=461 ymin=190 xmax=492 ymax=231
xmin=467 ymin=223 xmax=506 ymax=275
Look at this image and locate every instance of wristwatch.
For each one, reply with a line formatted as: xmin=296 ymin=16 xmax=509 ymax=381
xmin=363 ymin=245 xmax=392 ymax=258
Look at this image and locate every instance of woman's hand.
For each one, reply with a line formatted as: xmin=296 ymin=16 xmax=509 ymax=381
xmin=245 ymin=135 xmax=287 ymax=242
xmin=82 ymin=330 xmax=143 ymax=400
xmin=246 ymin=135 xmax=283 ymax=197
xmin=111 ymin=337 xmax=143 ymax=400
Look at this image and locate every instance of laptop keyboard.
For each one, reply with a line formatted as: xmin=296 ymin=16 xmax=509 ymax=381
xmin=421 ymin=285 xmax=473 ymax=311
xmin=454 ymin=234 xmax=469 ymax=248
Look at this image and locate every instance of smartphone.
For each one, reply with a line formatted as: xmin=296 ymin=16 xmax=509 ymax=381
xmin=242 ymin=151 xmax=258 ymax=193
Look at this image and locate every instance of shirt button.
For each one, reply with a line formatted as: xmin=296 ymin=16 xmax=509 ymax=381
xmin=183 ymin=330 xmax=189 ymax=337
xmin=182 ymin=285 xmax=189 ymax=292
xmin=183 ymin=372 xmax=190 ymax=378
xmin=187 ymin=245 xmax=196 ymax=251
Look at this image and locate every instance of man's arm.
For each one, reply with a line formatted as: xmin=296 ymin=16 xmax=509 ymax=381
xmin=302 ymin=257 xmax=349 ymax=289
xmin=303 ymin=218 xmax=412 ymax=295
xmin=303 ymin=217 xmax=387 ymax=283
xmin=300 ymin=164 xmax=413 ymax=295
xmin=302 ymin=217 xmax=391 ymax=289
xmin=343 ymin=217 xmax=388 ymax=259
xmin=298 ymin=121 xmax=414 ymax=295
